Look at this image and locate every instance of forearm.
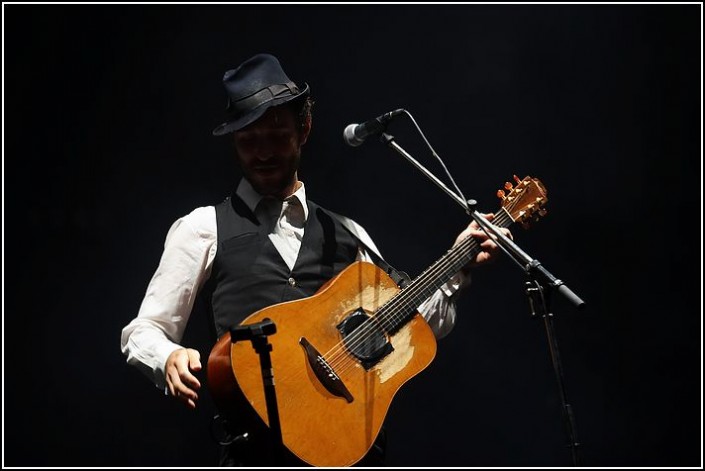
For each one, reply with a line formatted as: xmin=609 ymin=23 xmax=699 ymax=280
xmin=121 ymin=320 xmax=183 ymax=390
xmin=121 ymin=276 xmax=203 ymax=388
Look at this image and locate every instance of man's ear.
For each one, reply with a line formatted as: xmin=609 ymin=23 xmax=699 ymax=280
xmin=299 ymin=115 xmax=312 ymax=146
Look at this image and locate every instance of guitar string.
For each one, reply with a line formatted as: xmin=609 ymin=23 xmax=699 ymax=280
xmin=325 ymin=225 xmax=506 ymax=379
xmin=273 ymin=183 xmax=540 ymax=396
xmin=323 ymin=209 xmax=515 ymax=376
xmin=324 ymin=232 xmax=489 ymax=377
xmin=379 ymin=213 xmax=512 ymax=329
xmin=372 ymin=185 xmax=537 ymax=338
xmin=328 ymin=212 xmax=513 ymax=377
xmin=322 ymin=205 xmax=518 ymax=374
xmin=273 ymin=224 xmax=497 ymax=386
xmin=291 ymin=184 xmax=535 ymax=381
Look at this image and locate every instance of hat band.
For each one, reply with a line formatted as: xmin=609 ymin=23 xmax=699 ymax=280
xmin=227 ymin=81 xmax=300 ymax=117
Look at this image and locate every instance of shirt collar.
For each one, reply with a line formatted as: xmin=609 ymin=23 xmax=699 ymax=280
xmin=235 ymin=178 xmax=309 ymax=221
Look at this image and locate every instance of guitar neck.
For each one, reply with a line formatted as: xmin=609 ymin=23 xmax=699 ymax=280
xmin=376 ymin=209 xmax=514 ymax=335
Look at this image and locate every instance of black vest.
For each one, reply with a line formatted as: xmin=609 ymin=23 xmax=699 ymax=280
xmin=205 ymin=194 xmax=360 ymax=337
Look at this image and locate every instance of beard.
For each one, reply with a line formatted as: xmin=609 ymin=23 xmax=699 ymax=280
xmin=240 ymin=151 xmax=301 ymax=199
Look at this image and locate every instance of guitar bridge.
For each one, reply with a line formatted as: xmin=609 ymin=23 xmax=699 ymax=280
xmin=300 ymin=337 xmax=354 ymax=403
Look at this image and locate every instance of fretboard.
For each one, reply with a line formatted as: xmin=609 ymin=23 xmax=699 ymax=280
xmin=376 ymin=209 xmax=514 ymax=335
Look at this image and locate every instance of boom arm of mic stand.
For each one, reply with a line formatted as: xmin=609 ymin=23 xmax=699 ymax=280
xmin=380 ymin=132 xmax=584 ymax=308
xmin=380 ymin=132 xmax=585 ymax=309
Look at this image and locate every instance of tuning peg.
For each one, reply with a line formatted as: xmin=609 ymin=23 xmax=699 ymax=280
xmin=513 ymin=175 xmax=523 ymax=184
xmin=538 ymin=209 xmax=548 ymax=217
xmin=504 ymin=182 xmax=513 ymax=191
xmin=497 ymin=189 xmax=506 ymax=199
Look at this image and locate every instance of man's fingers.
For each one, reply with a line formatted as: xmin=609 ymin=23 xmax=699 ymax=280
xmin=481 ymin=239 xmax=498 ymax=251
xmin=171 ymin=387 xmax=199 ymax=409
xmin=169 ymin=349 xmax=202 ymax=390
xmin=176 ymin=360 xmax=202 ymax=391
xmin=187 ymin=348 xmax=202 ymax=372
xmin=170 ymin=376 xmax=199 ymax=404
xmin=166 ymin=349 xmax=202 ymax=407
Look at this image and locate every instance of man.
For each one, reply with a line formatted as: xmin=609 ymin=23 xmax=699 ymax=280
xmin=121 ymin=53 xmax=509 ymax=466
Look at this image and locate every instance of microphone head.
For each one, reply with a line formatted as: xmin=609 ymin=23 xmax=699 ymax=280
xmin=343 ymin=123 xmax=364 ymax=147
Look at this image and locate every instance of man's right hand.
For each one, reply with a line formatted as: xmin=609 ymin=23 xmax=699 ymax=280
xmin=165 ymin=348 xmax=202 ymax=409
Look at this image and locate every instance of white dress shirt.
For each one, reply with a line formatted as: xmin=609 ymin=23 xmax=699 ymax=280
xmin=121 ymin=179 xmax=467 ymax=389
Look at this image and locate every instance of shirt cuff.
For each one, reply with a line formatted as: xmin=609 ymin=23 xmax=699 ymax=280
xmin=154 ymin=342 xmax=183 ymax=389
xmin=439 ymin=271 xmax=471 ymax=298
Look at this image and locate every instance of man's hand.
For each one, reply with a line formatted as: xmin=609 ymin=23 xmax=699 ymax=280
xmin=165 ymin=348 xmax=202 ymax=409
xmin=454 ymin=213 xmax=513 ymax=269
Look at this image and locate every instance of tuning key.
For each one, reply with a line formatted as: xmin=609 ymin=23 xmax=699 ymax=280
xmin=497 ymin=189 xmax=506 ymax=199
xmin=504 ymin=182 xmax=513 ymax=191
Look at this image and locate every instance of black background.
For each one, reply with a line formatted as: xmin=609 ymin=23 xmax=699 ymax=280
xmin=4 ymin=4 xmax=701 ymax=467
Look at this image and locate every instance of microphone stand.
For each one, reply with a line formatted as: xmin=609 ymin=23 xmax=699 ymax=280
xmin=230 ymin=318 xmax=284 ymax=463
xmin=469 ymin=203 xmax=585 ymax=467
xmin=379 ymin=131 xmax=586 ymax=466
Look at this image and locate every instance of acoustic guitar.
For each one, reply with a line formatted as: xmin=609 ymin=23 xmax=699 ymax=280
xmin=207 ymin=175 xmax=548 ymax=466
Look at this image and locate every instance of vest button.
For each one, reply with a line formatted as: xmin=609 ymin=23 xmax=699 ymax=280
xmin=288 ymin=277 xmax=296 ymax=287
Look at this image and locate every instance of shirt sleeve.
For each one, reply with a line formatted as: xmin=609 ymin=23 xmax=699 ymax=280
xmin=120 ymin=207 xmax=217 ymax=389
xmin=343 ymin=216 xmax=470 ymax=339
xmin=415 ymin=272 xmax=469 ymax=339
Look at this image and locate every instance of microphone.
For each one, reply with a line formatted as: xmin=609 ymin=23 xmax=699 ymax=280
xmin=343 ymin=109 xmax=405 ymax=147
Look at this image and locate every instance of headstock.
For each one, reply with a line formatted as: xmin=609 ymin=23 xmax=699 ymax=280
xmin=497 ymin=175 xmax=548 ymax=228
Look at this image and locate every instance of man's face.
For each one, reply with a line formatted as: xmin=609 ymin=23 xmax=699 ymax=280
xmin=233 ymin=106 xmax=309 ymax=199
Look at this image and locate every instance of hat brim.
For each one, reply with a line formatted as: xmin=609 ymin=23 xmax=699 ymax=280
xmin=212 ymin=83 xmax=309 ymax=136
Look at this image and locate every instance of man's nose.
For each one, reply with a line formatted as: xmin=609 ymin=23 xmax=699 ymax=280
xmin=252 ymin=141 xmax=275 ymax=160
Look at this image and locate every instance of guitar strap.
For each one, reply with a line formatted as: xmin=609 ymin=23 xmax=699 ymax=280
xmin=328 ymin=211 xmax=411 ymax=289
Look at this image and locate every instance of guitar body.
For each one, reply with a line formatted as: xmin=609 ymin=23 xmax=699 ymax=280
xmin=207 ymin=261 xmax=438 ymax=467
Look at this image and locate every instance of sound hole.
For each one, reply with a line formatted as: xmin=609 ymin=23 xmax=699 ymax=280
xmin=337 ymin=309 xmax=393 ymax=370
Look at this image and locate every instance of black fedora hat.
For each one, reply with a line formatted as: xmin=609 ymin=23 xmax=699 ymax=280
xmin=212 ymin=53 xmax=310 ymax=136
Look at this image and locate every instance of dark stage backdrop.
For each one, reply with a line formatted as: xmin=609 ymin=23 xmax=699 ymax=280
xmin=3 ymin=4 xmax=701 ymax=467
